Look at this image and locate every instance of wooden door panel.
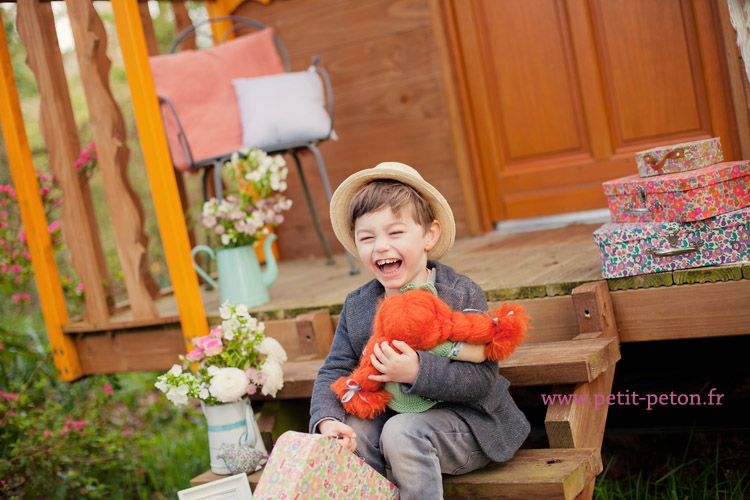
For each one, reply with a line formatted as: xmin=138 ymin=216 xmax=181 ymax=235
xmin=592 ymin=0 xmax=708 ymax=147
xmin=479 ymin=0 xmax=585 ymax=161
xmin=451 ymin=0 xmax=740 ymax=221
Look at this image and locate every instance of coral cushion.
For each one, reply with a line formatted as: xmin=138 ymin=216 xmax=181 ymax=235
xmin=149 ymin=28 xmax=285 ymax=171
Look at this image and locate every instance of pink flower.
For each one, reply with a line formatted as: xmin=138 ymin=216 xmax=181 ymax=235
xmin=43 ymin=430 xmax=51 ymax=438
xmin=0 ymin=221 xmax=6 ymax=229
xmin=19 ymin=230 xmax=25 ymax=242
xmin=12 ymin=294 xmax=20 ymax=302
xmin=194 ymin=334 xmax=212 ymax=349
xmin=76 ymin=282 xmax=85 ymax=292
xmin=39 ymin=174 xmax=47 ymax=183
xmin=0 ymin=211 xmax=7 ymax=218
xmin=21 ymin=293 xmax=30 ymax=301
xmin=203 ymin=338 xmax=223 ymax=356
xmin=185 ymin=348 xmax=204 ymax=362
xmin=47 ymin=221 xmax=60 ymax=233
xmin=39 ymin=187 xmax=50 ymax=196
xmin=1 ymin=263 xmax=7 ymax=273
xmin=214 ymin=225 xmax=226 ymax=235
xmin=0 ymin=343 xmax=3 ymax=350
xmin=122 ymin=429 xmax=134 ymax=437
xmin=209 ymin=326 xmax=223 ymax=339
xmin=246 ymin=383 xmax=257 ymax=396
xmin=102 ymin=384 xmax=114 ymax=396
xmin=9 ymin=264 xmax=21 ymax=273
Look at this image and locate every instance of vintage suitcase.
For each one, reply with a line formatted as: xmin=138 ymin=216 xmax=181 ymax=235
xmin=603 ymin=161 xmax=750 ymax=223
xmin=635 ymin=137 xmax=723 ymax=178
xmin=593 ymin=207 xmax=750 ymax=279
xmin=253 ymin=431 xmax=399 ymax=499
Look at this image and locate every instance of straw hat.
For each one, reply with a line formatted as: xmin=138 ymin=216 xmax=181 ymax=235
xmin=329 ymin=162 xmax=455 ymax=260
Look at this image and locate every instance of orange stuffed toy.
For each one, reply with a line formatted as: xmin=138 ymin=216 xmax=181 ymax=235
xmin=331 ymin=289 xmax=529 ymax=419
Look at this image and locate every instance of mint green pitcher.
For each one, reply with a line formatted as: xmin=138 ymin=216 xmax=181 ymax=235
xmin=191 ymin=234 xmax=278 ymax=307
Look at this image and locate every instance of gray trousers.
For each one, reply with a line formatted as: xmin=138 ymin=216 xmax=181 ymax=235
xmin=346 ymin=407 xmax=491 ymax=500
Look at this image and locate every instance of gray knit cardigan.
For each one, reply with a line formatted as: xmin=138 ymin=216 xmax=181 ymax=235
xmin=309 ymin=261 xmax=530 ymax=463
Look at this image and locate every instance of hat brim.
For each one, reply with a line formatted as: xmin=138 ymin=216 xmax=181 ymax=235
xmin=330 ymin=163 xmax=455 ymax=261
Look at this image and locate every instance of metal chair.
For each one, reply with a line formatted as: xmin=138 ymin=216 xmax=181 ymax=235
xmin=153 ymin=16 xmax=358 ymax=274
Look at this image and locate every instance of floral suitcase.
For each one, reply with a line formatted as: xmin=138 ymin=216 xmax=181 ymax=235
xmin=593 ymin=207 xmax=750 ymax=279
xmin=635 ymin=137 xmax=723 ymax=178
xmin=253 ymin=431 xmax=399 ymax=499
xmin=603 ymin=161 xmax=750 ymax=223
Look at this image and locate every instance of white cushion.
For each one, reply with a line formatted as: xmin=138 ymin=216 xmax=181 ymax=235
xmin=232 ymin=69 xmax=332 ymax=149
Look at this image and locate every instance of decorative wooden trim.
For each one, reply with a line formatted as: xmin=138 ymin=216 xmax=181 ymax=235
xmin=0 ymin=13 xmax=82 ymax=380
xmin=67 ymin=0 xmax=159 ymax=319
xmin=16 ymin=0 xmax=112 ymax=324
xmin=110 ymin=0 xmax=209 ymax=347
xmin=717 ymin=0 xmax=750 ymax=158
xmin=138 ymin=1 xmax=159 ymax=56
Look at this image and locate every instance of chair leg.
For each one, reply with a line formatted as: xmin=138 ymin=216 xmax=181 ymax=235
xmin=304 ymin=144 xmax=359 ymax=275
xmin=291 ymin=150 xmax=335 ymax=265
xmin=213 ymin=159 xmax=224 ymax=200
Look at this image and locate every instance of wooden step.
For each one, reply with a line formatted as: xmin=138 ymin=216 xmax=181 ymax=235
xmin=192 ymin=448 xmax=602 ymax=500
xmin=255 ymin=337 xmax=620 ymax=400
xmin=497 ymin=337 xmax=620 ymax=386
xmin=443 ymin=448 xmax=602 ymax=500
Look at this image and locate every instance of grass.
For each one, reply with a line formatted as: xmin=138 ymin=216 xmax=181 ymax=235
xmin=594 ymin=431 xmax=749 ymax=500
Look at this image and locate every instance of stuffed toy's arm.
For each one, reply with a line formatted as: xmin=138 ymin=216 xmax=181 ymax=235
xmin=404 ymin=352 xmax=498 ymax=403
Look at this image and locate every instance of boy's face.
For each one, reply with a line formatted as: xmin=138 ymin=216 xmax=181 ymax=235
xmin=354 ymin=206 xmax=440 ymax=296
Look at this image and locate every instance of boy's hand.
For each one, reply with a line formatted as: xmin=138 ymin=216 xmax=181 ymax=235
xmin=318 ymin=419 xmax=357 ymax=453
xmin=369 ymin=340 xmax=419 ymax=385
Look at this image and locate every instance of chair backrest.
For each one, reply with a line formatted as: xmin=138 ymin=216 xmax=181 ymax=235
xmin=149 ymin=17 xmax=287 ymax=171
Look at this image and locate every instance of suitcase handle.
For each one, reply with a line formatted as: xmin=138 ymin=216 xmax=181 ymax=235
xmin=624 ymin=186 xmax=662 ymax=214
xmin=643 ymin=148 xmax=689 ymax=171
xmin=645 ymin=240 xmax=704 ymax=257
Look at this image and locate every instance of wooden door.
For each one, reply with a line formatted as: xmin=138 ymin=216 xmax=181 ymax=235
xmin=450 ymin=0 xmax=741 ymax=222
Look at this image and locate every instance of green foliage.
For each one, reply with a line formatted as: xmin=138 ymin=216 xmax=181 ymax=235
xmin=0 ymin=322 xmax=210 ymax=499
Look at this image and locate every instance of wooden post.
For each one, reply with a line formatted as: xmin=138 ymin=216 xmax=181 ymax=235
xmin=545 ymin=281 xmax=620 ymax=500
xmin=15 ymin=0 xmax=112 ymax=323
xmin=0 ymin=13 xmax=82 ymax=380
xmin=110 ymin=0 xmax=208 ymax=348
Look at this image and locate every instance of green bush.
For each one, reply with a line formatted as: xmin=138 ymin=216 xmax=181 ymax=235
xmin=0 ymin=321 xmax=209 ymax=499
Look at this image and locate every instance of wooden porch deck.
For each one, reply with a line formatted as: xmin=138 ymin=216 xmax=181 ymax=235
xmin=99 ymin=220 xmax=749 ymax=330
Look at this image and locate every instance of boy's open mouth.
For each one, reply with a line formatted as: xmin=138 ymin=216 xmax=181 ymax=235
xmin=376 ymin=258 xmax=402 ymax=275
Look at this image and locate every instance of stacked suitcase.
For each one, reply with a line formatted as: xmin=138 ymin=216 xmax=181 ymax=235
xmin=593 ymin=137 xmax=750 ymax=279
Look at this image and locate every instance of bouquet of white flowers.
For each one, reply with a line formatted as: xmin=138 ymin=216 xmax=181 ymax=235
xmin=199 ymin=148 xmax=293 ymax=249
xmin=155 ymin=302 xmax=287 ymax=406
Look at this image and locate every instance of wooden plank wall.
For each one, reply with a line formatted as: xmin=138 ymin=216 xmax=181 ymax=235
xmin=235 ymin=0 xmax=467 ymax=259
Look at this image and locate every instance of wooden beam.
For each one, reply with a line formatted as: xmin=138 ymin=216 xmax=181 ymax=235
xmin=611 ymin=280 xmax=750 ymax=342
xmin=0 ymin=12 xmax=82 ymax=380
xmin=110 ymin=0 xmax=208 ymax=348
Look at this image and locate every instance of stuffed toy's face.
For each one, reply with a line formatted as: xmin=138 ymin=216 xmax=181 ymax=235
xmin=372 ymin=289 xmax=448 ymax=351
xmin=353 ymin=206 xmax=440 ymax=296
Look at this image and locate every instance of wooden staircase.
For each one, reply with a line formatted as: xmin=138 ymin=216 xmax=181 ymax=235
xmin=192 ymin=281 xmax=620 ymax=500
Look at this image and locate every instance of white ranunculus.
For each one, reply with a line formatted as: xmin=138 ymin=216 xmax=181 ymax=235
xmin=219 ymin=302 xmax=232 ymax=320
xmin=209 ymin=367 xmax=249 ymax=403
xmin=258 ymin=336 xmax=287 ymax=364
xmin=260 ymin=359 xmax=284 ymax=397
xmin=168 ymin=364 xmax=182 ymax=376
xmin=207 ymin=365 xmax=220 ymax=376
